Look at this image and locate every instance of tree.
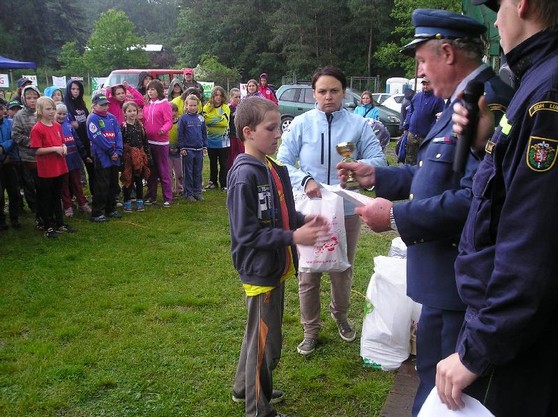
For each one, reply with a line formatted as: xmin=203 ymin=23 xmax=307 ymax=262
xmin=83 ymin=9 xmax=149 ymax=75
xmin=58 ymin=42 xmax=87 ymax=76
xmin=374 ymin=0 xmax=462 ymax=77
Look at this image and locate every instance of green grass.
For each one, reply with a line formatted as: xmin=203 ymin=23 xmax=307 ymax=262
xmin=0 ymin=146 xmax=400 ymax=417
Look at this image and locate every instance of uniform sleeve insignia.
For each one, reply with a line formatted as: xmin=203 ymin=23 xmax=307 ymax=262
xmin=528 ymin=101 xmax=558 ymax=117
xmin=88 ymin=122 xmax=98 ymax=134
xmin=99 ymin=120 xmax=105 ymax=128
xmin=527 ymin=136 xmax=558 ymax=172
xmin=488 ymin=103 xmax=507 ymax=115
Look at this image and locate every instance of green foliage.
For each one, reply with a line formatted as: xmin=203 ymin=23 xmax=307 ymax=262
xmin=83 ymin=9 xmax=149 ymax=76
xmin=196 ymin=55 xmax=240 ymax=88
xmin=58 ymin=42 xmax=88 ymax=77
xmin=0 ymin=164 xmax=399 ymax=416
xmin=374 ymin=0 xmax=463 ymax=78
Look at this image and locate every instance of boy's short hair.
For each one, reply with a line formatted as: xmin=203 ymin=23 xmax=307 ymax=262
xmin=122 ymin=101 xmax=139 ymax=113
xmin=235 ymin=97 xmax=279 ymax=142
xmin=185 ymin=94 xmax=199 ymax=104
xmin=230 ymin=87 xmax=241 ymax=96
xmin=56 ymin=102 xmax=67 ymax=112
xmin=36 ymin=96 xmax=56 ymax=117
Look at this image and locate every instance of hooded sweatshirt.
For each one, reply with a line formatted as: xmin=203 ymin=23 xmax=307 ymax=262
xmin=12 ymin=85 xmax=40 ymax=162
xmin=167 ymin=78 xmax=184 ymax=102
xmin=226 ymin=154 xmax=304 ymax=286
xmin=137 ymin=71 xmax=151 ymax=96
xmin=43 ymin=86 xmax=63 ymax=101
xmin=64 ymin=80 xmax=91 ymax=158
xmin=143 ymin=98 xmax=173 ymax=145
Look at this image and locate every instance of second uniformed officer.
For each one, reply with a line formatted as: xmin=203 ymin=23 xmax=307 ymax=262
xmin=336 ymin=9 xmax=514 ymax=416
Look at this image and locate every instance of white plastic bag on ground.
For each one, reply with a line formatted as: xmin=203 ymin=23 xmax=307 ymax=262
xmin=361 ymin=255 xmax=414 ymax=371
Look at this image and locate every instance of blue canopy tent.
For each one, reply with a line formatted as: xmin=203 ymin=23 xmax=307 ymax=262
xmin=0 ymin=55 xmax=37 ymax=92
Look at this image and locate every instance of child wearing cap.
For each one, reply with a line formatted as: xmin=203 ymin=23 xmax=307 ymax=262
xmin=86 ymin=93 xmax=123 ymax=222
xmin=7 ymin=100 xmax=22 ymax=118
xmin=0 ymin=97 xmax=22 ymax=230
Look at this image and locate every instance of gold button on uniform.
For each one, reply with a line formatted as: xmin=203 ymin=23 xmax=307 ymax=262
xmin=409 ymin=193 xmax=414 ymax=200
xmin=419 ymin=161 xmax=423 ymax=167
xmin=436 ymin=153 xmax=442 ymax=159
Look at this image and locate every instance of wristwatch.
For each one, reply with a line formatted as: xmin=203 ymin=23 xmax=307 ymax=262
xmin=389 ymin=207 xmax=398 ymax=232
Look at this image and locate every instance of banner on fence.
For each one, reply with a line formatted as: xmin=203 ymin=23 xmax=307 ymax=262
xmin=199 ymin=81 xmax=214 ymax=99
xmin=0 ymin=74 xmax=9 ymax=88
xmin=22 ymin=75 xmax=38 ymax=86
xmin=52 ymin=76 xmax=67 ymax=88
xmin=91 ymin=77 xmax=107 ymax=93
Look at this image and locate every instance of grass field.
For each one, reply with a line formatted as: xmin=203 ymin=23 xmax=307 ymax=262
xmin=0 ymin=147 xmax=400 ymax=416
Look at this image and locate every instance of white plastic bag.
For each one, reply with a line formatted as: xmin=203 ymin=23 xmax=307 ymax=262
xmin=294 ymin=188 xmax=350 ymax=273
xmin=361 ymin=255 xmax=414 ymax=371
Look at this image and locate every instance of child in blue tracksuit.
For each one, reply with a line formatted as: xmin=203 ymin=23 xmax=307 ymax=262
xmin=86 ymin=93 xmax=123 ymax=222
xmin=178 ymin=95 xmax=207 ymax=201
xmin=56 ymin=103 xmax=90 ymax=216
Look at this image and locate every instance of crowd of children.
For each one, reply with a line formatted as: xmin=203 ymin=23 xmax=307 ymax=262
xmin=0 ymin=77 xmax=258 ymax=238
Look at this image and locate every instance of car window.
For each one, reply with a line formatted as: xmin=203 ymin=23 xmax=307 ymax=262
xmin=279 ymin=88 xmax=297 ymax=102
xmin=106 ymin=73 xmax=140 ymax=87
xmin=302 ymin=88 xmax=315 ymax=104
xmin=394 ymin=95 xmax=404 ymax=103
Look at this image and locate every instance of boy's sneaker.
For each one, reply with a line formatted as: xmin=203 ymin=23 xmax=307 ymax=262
xmin=35 ymin=219 xmax=45 ymax=230
xmin=136 ymin=200 xmax=145 ymax=212
xmin=90 ymin=215 xmax=109 ymax=223
xmin=64 ymin=207 xmax=74 ymax=217
xmin=123 ymin=201 xmax=133 ymax=212
xmin=44 ymin=228 xmax=58 ymax=239
xmin=56 ymin=224 xmax=77 ymax=233
xmin=78 ymin=203 xmax=92 ymax=213
xmin=232 ymin=389 xmax=284 ymax=405
xmin=184 ymin=196 xmax=196 ymax=202
xmin=297 ymin=338 xmax=318 ymax=356
xmin=331 ymin=313 xmax=356 ymax=342
xmin=144 ymin=198 xmax=156 ymax=206
xmin=193 ymin=194 xmax=204 ymax=201
xmin=205 ymin=181 xmax=217 ymax=189
xmin=108 ymin=210 xmax=122 ymax=218
xmin=163 ymin=201 xmax=171 ymax=207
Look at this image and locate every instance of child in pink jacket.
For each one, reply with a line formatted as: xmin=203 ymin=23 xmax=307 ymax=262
xmin=105 ymin=82 xmax=145 ymax=125
xmin=142 ymin=79 xmax=173 ymax=206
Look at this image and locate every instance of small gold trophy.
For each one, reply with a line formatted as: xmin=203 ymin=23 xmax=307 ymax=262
xmin=336 ymin=141 xmax=359 ymax=190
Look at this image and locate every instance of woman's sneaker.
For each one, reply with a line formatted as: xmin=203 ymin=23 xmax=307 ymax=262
xmin=64 ymin=207 xmax=74 ymax=217
xmin=136 ymin=200 xmax=145 ymax=212
xmin=123 ymin=201 xmax=133 ymax=212
xmin=297 ymin=338 xmax=318 ymax=356
xmin=78 ymin=203 xmax=92 ymax=213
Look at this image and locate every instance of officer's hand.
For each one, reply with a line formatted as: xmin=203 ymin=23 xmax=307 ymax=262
xmin=337 ymin=161 xmax=375 ymax=189
xmin=304 ymin=179 xmax=322 ymax=199
xmin=436 ymin=353 xmax=479 ymax=411
xmin=354 ymin=198 xmax=392 ymax=232
xmin=452 ymin=96 xmax=495 ymax=152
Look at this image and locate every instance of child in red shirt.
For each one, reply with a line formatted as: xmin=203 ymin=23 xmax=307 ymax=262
xmin=30 ymin=97 xmax=76 ymax=238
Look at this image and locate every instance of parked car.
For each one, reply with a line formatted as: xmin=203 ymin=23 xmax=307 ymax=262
xmin=96 ymin=69 xmax=185 ymax=95
xmin=381 ymin=93 xmax=405 ymax=114
xmin=276 ymin=84 xmax=401 ymax=136
xmin=372 ymin=93 xmax=392 ymax=105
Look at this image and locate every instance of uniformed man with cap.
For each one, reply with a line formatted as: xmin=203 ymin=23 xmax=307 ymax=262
xmin=336 ymin=8 xmax=514 ymax=415
xmin=436 ymin=1 xmax=558 ymax=415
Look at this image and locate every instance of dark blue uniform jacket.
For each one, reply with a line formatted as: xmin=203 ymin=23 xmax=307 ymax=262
xmin=375 ymin=66 xmax=514 ymax=311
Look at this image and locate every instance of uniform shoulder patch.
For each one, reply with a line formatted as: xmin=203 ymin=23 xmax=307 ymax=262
xmin=528 ymin=101 xmax=558 ymax=117
xmin=527 ymin=136 xmax=558 ymax=172
xmin=88 ymin=121 xmax=98 ymax=134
